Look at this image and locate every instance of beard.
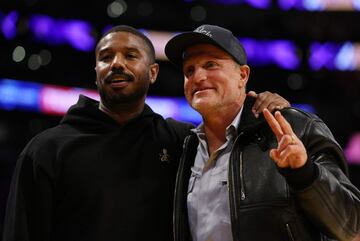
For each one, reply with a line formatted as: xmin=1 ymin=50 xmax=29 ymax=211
xmin=97 ymin=75 xmax=150 ymax=107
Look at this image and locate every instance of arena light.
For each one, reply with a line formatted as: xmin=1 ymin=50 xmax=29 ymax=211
xmin=309 ymin=42 xmax=360 ymax=71
xmin=29 ymin=14 xmax=95 ymax=51
xmin=345 ymin=133 xmax=360 ymax=164
xmin=186 ymin=0 xmax=360 ymax=11
xmin=240 ymin=38 xmax=300 ymax=70
xmin=2 ymin=11 xmax=359 ymax=71
xmin=1 ymin=11 xmax=18 ymax=39
xmin=0 ymin=78 xmax=202 ymax=124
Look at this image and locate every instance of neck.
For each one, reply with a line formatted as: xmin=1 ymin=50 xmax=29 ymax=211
xmin=99 ymin=99 xmax=145 ymax=124
xmin=202 ymin=105 xmax=242 ymax=155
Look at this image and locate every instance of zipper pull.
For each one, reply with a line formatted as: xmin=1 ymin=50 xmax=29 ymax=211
xmin=241 ymin=190 xmax=245 ymax=200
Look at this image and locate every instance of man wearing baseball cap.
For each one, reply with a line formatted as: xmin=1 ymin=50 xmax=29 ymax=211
xmin=165 ymin=24 xmax=360 ymax=241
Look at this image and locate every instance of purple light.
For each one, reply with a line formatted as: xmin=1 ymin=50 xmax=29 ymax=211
xmin=278 ymin=0 xmax=303 ymax=10
xmin=241 ymin=38 xmax=271 ymax=66
xmin=29 ymin=15 xmax=60 ymax=44
xmin=240 ymin=38 xmax=300 ymax=69
xmin=309 ymin=42 xmax=339 ymax=70
xmin=344 ymin=133 xmax=360 ymax=164
xmin=240 ymin=38 xmax=257 ymax=62
xmin=1 ymin=11 xmax=18 ymax=39
xmin=208 ymin=0 xmax=243 ymax=4
xmin=29 ymin=14 xmax=95 ymax=51
xmin=246 ymin=0 xmax=271 ymax=9
xmin=61 ymin=20 xmax=95 ymax=51
xmin=208 ymin=0 xmax=271 ymax=8
xmin=270 ymin=40 xmax=300 ymax=69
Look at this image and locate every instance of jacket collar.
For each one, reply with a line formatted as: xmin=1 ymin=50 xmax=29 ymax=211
xmin=237 ymin=96 xmax=266 ymax=134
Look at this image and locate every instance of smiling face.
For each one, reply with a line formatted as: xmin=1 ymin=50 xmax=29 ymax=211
xmin=182 ymin=43 xmax=250 ymax=116
xmin=95 ymin=31 xmax=158 ymax=109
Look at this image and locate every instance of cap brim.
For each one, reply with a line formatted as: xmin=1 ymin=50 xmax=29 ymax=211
xmin=165 ymin=32 xmax=221 ymax=67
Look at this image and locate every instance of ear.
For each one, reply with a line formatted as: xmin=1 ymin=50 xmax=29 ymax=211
xmin=238 ymin=64 xmax=250 ymax=88
xmin=149 ymin=63 xmax=159 ymax=84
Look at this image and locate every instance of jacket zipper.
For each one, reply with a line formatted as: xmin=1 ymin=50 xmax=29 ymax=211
xmin=228 ymin=132 xmax=245 ymax=241
xmin=174 ymin=136 xmax=191 ymax=241
xmin=239 ymin=151 xmax=246 ymax=200
xmin=286 ymin=223 xmax=295 ymax=241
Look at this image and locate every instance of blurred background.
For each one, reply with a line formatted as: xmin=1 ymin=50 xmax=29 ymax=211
xmin=0 ymin=0 xmax=360 ymax=236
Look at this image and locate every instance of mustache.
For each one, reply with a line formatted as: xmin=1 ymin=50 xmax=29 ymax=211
xmin=104 ymin=70 xmax=134 ymax=83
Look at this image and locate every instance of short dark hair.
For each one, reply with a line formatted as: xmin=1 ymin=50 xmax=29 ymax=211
xmin=95 ymin=25 xmax=156 ymax=63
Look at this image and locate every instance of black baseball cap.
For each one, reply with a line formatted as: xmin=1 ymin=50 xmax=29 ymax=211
xmin=165 ymin=24 xmax=247 ymax=67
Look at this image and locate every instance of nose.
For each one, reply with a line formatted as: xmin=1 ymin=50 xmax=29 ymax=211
xmin=111 ymin=53 xmax=125 ymax=70
xmin=192 ymin=67 xmax=207 ymax=83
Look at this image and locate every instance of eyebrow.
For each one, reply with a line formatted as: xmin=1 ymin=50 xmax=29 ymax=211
xmin=97 ymin=46 xmax=142 ymax=55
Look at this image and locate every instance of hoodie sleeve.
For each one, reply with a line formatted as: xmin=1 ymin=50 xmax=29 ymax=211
xmin=2 ymin=145 xmax=54 ymax=241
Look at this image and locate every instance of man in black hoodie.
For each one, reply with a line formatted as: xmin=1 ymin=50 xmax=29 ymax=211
xmin=2 ymin=25 xmax=290 ymax=241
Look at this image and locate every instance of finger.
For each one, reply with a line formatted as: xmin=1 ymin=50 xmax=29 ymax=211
xmin=255 ymin=96 xmax=272 ymax=113
xmin=268 ymin=93 xmax=290 ymax=108
xmin=278 ymin=145 xmax=296 ymax=162
xmin=274 ymin=111 xmax=294 ymax=136
xmin=251 ymin=93 xmax=264 ymax=116
xmin=247 ymin=90 xmax=258 ymax=98
xmin=248 ymin=91 xmax=262 ymax=118
xmin=267 ymin=103 xmax=284 ymax=112
xmin=263 ymin=108 xmax=284 ymax=140
xmin=269 ymin=149 xmax=279 ymax=162
xmin=277 ymin=135 xmax=293 ymax=153
xmin=270 ymin=149 xmax=288 ymax=168
xmin=253 ymin=92 xmax=289 ymax=114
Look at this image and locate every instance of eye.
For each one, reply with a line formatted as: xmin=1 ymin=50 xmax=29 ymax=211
xmin=184 ymin=66 xmax=194 ymax=78
xmin=204 ymin=61 xmax=217 ymax=68
xmin=99 ymin=54 xmax=112 ymax=62
xmin=126 ymin=52 xmax=138 ymax=59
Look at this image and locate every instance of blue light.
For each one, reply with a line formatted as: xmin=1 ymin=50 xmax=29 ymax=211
xmin=335 ymin=42 xmax=355 ymax=71
xmin=354 ymin=0 xmax=360 ymax=10
xmin=0 ymin=78 xmax=202 ymax=124
xmin=0 ymin=79 xmax=41 ymax=111
xmin=303 ymin=0 xmax=323 ymax=10
xmin=1 ymin=11 xmax=18 ymax=39
xmin=292 ymin=103 xmax=315 ymax=113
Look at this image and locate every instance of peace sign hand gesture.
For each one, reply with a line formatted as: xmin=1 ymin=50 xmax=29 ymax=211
xmin=263 ymin=108 xmax=308 ymax=169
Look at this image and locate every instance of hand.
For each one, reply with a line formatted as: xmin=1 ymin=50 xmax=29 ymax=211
xmin=263 ymin=108 xmax=307 ymax=169
xmin=248 ymin=91 xmax=290 ymax=118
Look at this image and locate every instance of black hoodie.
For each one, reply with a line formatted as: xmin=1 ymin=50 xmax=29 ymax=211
xmin=3 ymin=95 xmax=193 ymax=241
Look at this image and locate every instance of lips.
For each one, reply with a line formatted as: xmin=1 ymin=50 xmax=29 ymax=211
xmin=105 ymin=72 xmax=134 ymax=84
xmin=192 ymin=86 xmax=214 ymax=96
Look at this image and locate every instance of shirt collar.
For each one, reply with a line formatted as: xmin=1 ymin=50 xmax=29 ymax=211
xmin=191 ymin=106 xmax=244 ymax=140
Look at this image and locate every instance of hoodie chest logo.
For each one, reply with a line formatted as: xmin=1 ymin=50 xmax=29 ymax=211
xmin=159 ymin=148 xmax=170 ymax=163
